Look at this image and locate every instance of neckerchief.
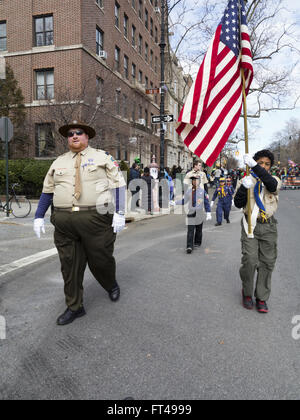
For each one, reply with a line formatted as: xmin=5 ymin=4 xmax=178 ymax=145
xmin=251 ymin=171 xmax=267 ymax=223
xmin=218 ymin=186 xmax=226 ymax=198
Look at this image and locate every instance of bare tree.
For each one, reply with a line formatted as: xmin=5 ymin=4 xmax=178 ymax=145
xmin=268 ymin=117 xmax=300 ymax=165
xmin=168 ymin=0 xmax=300 ymax=117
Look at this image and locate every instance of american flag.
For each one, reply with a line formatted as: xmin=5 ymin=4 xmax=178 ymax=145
xmin=176 ymin=0 xmax=253 ymax=167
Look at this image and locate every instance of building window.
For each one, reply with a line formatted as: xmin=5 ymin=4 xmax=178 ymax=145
xmin=35 ymin=69 xmax=54 ymax=100
xmin=132 ymin=0 xmax=136 ymax=10
xmin=124 ymin=55 xmax=129 ymax=79
xmin=145 ymin=42 xmax=149 ymax=62
xmin=132 ymin=102 xmax=136 ymax=121
xmin=138 ymin=104 xmax=143 ymax=119
xmin=132 ymin=63 xmax=136 ymax=81
xmin=35 ymin=123 xmax=55 ymax=157
xmin=150 ymin=50 xmax=153 ymax=68
xmin=96 ymin=0 xmax=104 ymax=7
xmin=116 ymin=134 xmax=121 ymax=160
xmin=115 ymin=46 xmax=120 ymax=71
xmin=138 ymin=70 xmax=143 ymax=84
xmin=145 ymin=76 xmax=148 ymax=88
xmin=150 ymin=18 xmax=153 ymax=37
xmin=115 ymin=2 xmax=120 ymax=28
xmin=155 ymin=26 xmax=158 ymax=43
xmin=138 ymin=0 xmax=143 ymax=20
xmin=124 ymin=14 xmax=129 ymax=38
xmin=132 ymin=25 xmax=136 ymax=47
xmin=34 ymin=15 xmax=53 ymax=47
xmin=145 ymin=9 xmax=149 ymax=30
xmin=96 ymin=27 xmax=104 ymax=55
xmin=96 ymin=76 xmax=104 ymax=101
xmin=138 ymin=34 xmax=143 ymax=55
xmin=116 ymin=90 xmax=121 ymax=114
xmin=0 ymin=22 xmax=7 ymax=51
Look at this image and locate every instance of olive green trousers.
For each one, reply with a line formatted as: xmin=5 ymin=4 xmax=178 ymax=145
xmin=239 ymin=217 xmax=278 ymax=301
xmin=51 ymin=210 xmax=116 ymax=311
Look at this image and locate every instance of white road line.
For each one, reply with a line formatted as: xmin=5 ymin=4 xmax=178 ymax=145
xmin=0 ymin=248 xmax=58 ymax=278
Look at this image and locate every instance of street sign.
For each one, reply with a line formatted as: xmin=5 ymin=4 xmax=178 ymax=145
xmin=151 ymin=114 xmax=174 ymax=124
xmin=146 ymin=88 xmax=160 ymax=95
xmin=0 ymin=117 xmax=14 ymax=143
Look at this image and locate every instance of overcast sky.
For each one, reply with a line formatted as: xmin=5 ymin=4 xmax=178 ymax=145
xmin=170 ymin=0 xmax=300 ymax=160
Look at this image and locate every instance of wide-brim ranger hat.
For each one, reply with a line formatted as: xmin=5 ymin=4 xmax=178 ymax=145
xmin=59 ymin=120 xmax=96 ymax=139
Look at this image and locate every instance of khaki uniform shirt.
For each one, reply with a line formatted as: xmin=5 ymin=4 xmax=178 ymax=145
xmin=184 ymin=170 xmax=208 ymax=187
xmin=235 ymin=174 xmax=281 ymax=218
xmin=42 ymin=146 xmax=126 ymax=208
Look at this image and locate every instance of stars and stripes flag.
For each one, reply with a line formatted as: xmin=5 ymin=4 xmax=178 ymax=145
xmin=176 ymin=0 xmax=253 ymax=167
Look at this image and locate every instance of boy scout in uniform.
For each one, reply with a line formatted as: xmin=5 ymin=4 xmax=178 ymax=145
xmin=234 ymin=150 xmax=281 ymax=313
xmin=33 ymin=121 xmax=126 ymax=325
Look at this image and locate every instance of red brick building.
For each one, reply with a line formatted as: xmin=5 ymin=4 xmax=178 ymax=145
xmin=0 ymin=0 xmax=164 ymax=166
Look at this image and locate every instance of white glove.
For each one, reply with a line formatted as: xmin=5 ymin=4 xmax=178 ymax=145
xmin=34 ymin=218 xmax=45 ymax=238
xmin=206 ymin=212 xmax=212 ymax=221
xmin=210 ymin=201 xmax=214 ymax=208
xmin=243 ymin=154 xmax=257 ymax=168
xmin=112 ymin=212 xmax=126 ymax=233
xmin=242 ymin=176 xmax=254 ymax=189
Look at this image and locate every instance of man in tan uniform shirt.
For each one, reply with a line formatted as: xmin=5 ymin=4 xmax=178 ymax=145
xmin=33 ymin=121 xmax=126 ymax=325
xmin=184 ymin=160 xmax=209 ymax=193
xmin=234 ymin=149 xmax=281 ymax=314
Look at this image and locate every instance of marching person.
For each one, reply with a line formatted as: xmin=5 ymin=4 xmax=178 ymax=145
xmin=210 ymin=177 xmax=234 ymax=226
xmin=184 ymin=160 xmax=209 ymax=193
xmin=33 ymin=121 xmax=126 ymax=326
xmin=176 ymin=173 xmax=211 ymax=254
xmin=234 ymin=150 xmax=281 ymax=313
xmin=129 ymin=161 xmax=141 ymax=212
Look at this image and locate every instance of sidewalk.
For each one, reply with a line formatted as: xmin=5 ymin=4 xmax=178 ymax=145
xmin=0 ymin=199 xmax=172 ymax=223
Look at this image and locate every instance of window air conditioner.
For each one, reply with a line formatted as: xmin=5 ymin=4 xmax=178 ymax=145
xmin=98 ymin=50 xmax=107 ymax=59
xmin=155 ymin=7 xmax=160 ymax=14
xmin=138 ymin=119 xmax=146 ymax=126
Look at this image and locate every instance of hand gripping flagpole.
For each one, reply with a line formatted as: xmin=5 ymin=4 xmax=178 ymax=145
xmin=238 ymin=0 xmax=252 ymax=237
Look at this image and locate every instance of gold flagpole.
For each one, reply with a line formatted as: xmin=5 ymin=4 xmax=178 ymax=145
xmin=239 ymin=0 xmax=252 ymax=236
xmin=241 ymin=68 xmax=252 ymax=235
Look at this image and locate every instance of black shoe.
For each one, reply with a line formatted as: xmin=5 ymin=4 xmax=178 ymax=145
xmin=242 ymin=290 xmax=253 ymax=310
xmin=108 ymin=284 xmax=120 ymax=302
xmin=57 ymin=307 xmax=86 ymax=326
xmin=194 ymin=243 xmax=202 ymax=248
xmin=256 ymin=299 xmax=269 ymax=313
xmin=186 ymin=247 xmax=193 ymax=254
xmin=215 ymin=223 xmax=222 ymax=226
xmin=226 ymin=219 xmax=230 ymax=223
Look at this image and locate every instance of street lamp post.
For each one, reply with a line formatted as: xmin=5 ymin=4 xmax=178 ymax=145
xmin=159 ymin=0 xmax=166 ymax=179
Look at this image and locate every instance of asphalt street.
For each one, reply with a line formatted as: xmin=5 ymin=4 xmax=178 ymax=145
xmin=0 ymin=190 xmax=300 ymax=400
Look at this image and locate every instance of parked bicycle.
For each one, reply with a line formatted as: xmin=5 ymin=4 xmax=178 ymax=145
xmin=0 ymin=183 xmax=32 ymax=218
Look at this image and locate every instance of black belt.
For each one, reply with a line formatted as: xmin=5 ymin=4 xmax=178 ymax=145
xmin=54 ymin=206 xmax=97 ymax=212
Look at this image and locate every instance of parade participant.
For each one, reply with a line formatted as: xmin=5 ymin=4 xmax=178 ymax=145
xmin=184 ymin=160 xmax=209 ymax=193
xmin=210 ymin=177 xmax=234 ymax=226
xmin=234 ymin=150 xmax=281 ymax=313
xmin=141 ymin=167 xmax=155 ymax=214
xmin=177 ymin=173 xmax=211 ymax=254
xmin=213 ymin=166 xmax=222 ymax=187
xmin=129 ymin=161 xmax=141 ymax=211
xmin=33 ymin=121 xmax=126 ymax=326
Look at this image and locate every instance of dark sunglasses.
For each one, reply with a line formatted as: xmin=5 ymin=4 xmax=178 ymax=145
xmin=67 ymin=130 xmax=85 ymax=137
